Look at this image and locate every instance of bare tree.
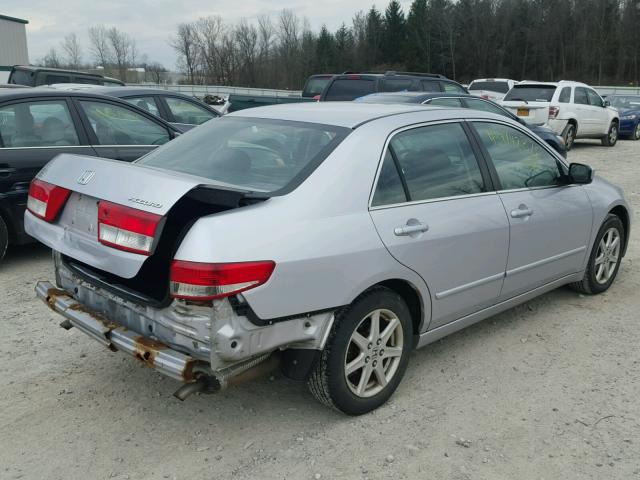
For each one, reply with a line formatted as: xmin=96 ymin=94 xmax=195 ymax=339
xmin=145 ymin=62 xmax=167 ymax=83
xmin=61 ymin=33 xmax=82 ymax=69
xmin=88 ymin=25 xmax=113 ymax=68
xmin=277 ymin=9 xmax=301 ymax=88
xmin=171 ymin=22 xmax=200 ymax=84
xmin=107 ymin=27 xmax=133 ymax=82
xmin=235 ymin=19 xmax=258 ymax=86
xmin=42 ymin=47 xmax=62 ymax=68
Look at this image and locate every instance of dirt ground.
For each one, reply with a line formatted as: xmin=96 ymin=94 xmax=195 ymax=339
xmin=1 ymin=139 xmax=639 ymax=480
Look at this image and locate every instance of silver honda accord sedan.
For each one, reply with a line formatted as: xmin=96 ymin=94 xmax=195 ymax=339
xmin=25 ymin=103 xmax=630 ymax=415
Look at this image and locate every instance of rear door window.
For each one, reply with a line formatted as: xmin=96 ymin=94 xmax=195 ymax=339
xmin=421 ymin=80 xmax=442 ymax=92
xmin=382 ymin=79 xmax=414 ymax=92
xmin=124 ymin=96 xmax=161 ymax=117
xmin=73 ymin=76 xmax=101 ymax=85
xmin=164 ymin=97 xmax=216 ymax=125
xmin=324 ymin=79 xmax=376 ymax=101
xmin=504 ymin=85 xmax=557 ymax=102
xmin=574 ymin=88 xmax=589 ymax=105
xmin=79 ymin=100 xmax=170 ymax=146
xmin=427 ymin=98 xmax=463 ymax=107
xmin=0 ymin=100 xmax=80 ymax=148
xmin=558 ymin=87 xmax=571 ymax=103
xmin=387 ymin=123 xmax=485 ymax=202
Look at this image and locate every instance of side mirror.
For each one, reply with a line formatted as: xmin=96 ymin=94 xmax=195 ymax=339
xmin=603 ymin=99 xmax=611 ymax=107
xmin=569 ymin=162 xmax=593 ymax=184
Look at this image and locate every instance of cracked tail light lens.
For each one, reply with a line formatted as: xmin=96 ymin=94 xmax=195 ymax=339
xmin=170 ymin=260 xmax=276 ymax=300
xmin=98 ymin=201 xmax=163 ymax=255
xmin=27 ymin=179 xmax=71 ymax=222
xmin=549 ymin=106 xmax=560 ymax=119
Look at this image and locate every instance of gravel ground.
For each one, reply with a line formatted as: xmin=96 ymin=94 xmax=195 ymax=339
xmin=1 ymin=139 xmax=639 ymax=480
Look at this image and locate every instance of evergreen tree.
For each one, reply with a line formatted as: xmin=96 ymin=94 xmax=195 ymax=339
xmin=382 ymin=0 xmax=407 ymax=65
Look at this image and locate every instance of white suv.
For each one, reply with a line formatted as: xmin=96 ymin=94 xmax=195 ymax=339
xmin=501 ymin=81 xmax=619 ymax=150
xmin=468 ymin=78 xmax=518 ymax=102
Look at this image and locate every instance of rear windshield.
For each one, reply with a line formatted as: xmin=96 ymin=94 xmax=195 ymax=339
xmin=325 ymin=79 xmax=376 ymax=101
xmin=468 ymin=81 xmax=511 ymax=94
xmin=302 ymin=76 xmax=332 ymax=97
xmin=504 ymin=85 xmax=556 ymax=102
xmin=137 ymin=117 xmax=349 ymax=193
xmin=356 ymin=94 xmax=418 ymax=104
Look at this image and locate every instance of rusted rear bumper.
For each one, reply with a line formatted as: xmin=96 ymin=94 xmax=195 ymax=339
xmin=36 ymin=281 xmax=197 ymax=383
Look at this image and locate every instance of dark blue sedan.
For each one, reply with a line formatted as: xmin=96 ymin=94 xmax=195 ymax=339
xmin=608 ymin=94 xmax=640 ymax=140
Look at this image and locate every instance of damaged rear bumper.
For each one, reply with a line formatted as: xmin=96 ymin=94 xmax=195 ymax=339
xmin=36 ymin=281 xmax=199 ymax=382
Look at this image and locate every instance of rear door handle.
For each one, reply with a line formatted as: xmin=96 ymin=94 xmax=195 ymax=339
xmin=510 ymin=206 xmax=534 ymax=218
xmin=394 ymin=223 xmax=429 ymax=236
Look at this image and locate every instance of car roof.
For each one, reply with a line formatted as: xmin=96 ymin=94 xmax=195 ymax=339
xmin=228 ymin=101 xmax=485 ymax=129
xmin=357 ymin=92 xmax=474 ymax=103
xmin=469 ymin=78 xmax=516 ymax=83
xmin=85 ymin=86 xmax=191 ymax=97
xmin=11 ymin=65 xmax=105 ymax=78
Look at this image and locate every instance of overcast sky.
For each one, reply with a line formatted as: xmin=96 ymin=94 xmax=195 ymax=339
xmin=4 ymin=0 xmax=413 ymax=70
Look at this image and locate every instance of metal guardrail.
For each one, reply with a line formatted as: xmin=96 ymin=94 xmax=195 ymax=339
xmin=131 ymin=83 xmax=640 ymax=98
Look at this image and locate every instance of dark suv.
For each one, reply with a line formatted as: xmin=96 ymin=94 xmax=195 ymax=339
xmin=8 ymin=66 xmax=125 ymax=87
xmin=319 ymin=72 xmax=467 ymax=102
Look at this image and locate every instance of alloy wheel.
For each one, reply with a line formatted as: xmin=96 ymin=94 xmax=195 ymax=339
xmin=344 ymin=309 xmax=404 ymax=398
xmin=635 ymin=123 xmax=640 ymax=140
xmin=565 ymin=126 xmax=575 ymax=149
xmin=609 ymin=125 xmax=618 ymax=145
xmin=594 ymin=227 xmax=621 ymax=284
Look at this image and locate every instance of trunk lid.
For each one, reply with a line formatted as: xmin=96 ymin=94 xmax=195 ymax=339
xmin=25 ymin=154 xmax=249 ymax=282
xmin=500 ymin=101 xmax=550 ymax=125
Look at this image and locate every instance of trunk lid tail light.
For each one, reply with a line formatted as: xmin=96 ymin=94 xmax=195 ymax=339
xmin=27 ymin=179 xmax=71 ymax=222
xmin=98 ymin=201 xmax=163 ymax=255
xmin=549 ymin=106 xmax=560 ymax=119
xmin=170 ymin=260 xmax=276 ymax=300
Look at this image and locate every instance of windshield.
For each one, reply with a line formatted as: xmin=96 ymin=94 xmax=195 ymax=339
xmin=138 ymin=117 xmax=349 ymax=193
xmin=504 ymin=85 xmax=556 ymax=102
xmin=609 ymin=95 xmax=640 ymax=109
xmin=468 ymin=81 xmax=511 ymax=94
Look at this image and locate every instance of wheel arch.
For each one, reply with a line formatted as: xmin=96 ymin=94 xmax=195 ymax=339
xmin=609 ymin=205 xmax=630 ymax=256
xmin=367 ymin=278 xmax=427 ymax=340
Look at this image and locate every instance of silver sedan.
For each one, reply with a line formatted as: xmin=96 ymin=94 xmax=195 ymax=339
xmin=25 ymin=103 xmax=631 ymax=414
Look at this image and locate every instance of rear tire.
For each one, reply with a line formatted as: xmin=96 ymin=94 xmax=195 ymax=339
xmin=632 ymin=122 xmax=640 ymax=141
xmin=601 ymin=122 xmax=619 ymax=147
xmin=563 ymin=123 xmax=576 ymax=151
xmin=0 ymin=216 xmax=8 ymax=262
xmin=570 ymin=214 xmax=624 ymax=295
xmin=307 ymin=287 xmax=412 ymax=415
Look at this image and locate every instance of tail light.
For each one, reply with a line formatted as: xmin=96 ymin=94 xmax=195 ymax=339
xmin=170 ymin=260 xmax=275 ymax=300
xmin=98 ymin=201 xmax=163 ymax=255
xmin=481 ymin=94 xmax=490 ymax=99
xmin=313 ymin=94 xmax=321 ymax=101
xmin=27 ymin=179 xmax=71 ymax=222
xmin=549 ymin=106 xmax=559 ymax=119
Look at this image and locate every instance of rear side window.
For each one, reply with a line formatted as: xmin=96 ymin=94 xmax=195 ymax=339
xmin=474 ymin=122 xmax=562 ymax=190
xmin=79 ymin=100 xmax=170 ymax=146
xmin=165 ymin=97 xmax=215 ymax=125
xmin=385 ymin=123 xmax=485 ymax=202
xmin=39 ymin=74 xmax=72 ymax=85
xmin=504 ymin=85 xmax=557 ymax=102
xmin=468 ymin=81 xmax=510 ymax=94
xmin=302 ymin=76 xmax=332 ymax=97
xmin=74 ymin=77 xmax=101 ymax=85
xmin=124 ymin=96 xmax=161 ymax=117
xmin=0 ymin=100 xmax=79 ymax=148
xmin=558 ymin=87 xmax=571 ymax=103
xmin=371 ymin=150 xmax=407 ymax=207
xmin=382 ymin=79 xmax=414 ymax=92
xmin=138 ymin=117 xmax=349 ymax=193
xmin=428 ymin=98 xmax=463 ymax=107
xmin=325 ymin=79 xmax=376 ymax=101
xmin=442 ymin=82 xmax=466 ymax=93
xmin=421 ymin=80 xmax=442 ymax=92
xmin=574 ymin=88 xmax=589 ymax=105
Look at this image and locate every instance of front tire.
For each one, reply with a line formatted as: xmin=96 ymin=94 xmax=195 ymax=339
xmin=570 ymin=214 xmax=624 ymax=294
xmin=307 ymin=287 xmax=412 ymax=415
xmin=0 ymin=216 xmax=8 ymax=262
xmin=632 ymin=122 xmax=640 ymax=141
xmin=601 ymin=122 xmax=619 ymax=147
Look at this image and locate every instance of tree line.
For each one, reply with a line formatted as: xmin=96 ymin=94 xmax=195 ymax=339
xmin=172 ymin=0 xmax=640 ymax=89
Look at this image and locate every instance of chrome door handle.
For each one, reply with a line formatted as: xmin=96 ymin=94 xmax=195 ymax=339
xmin=394 ymin=223 xmax=429 ymax=236
xmin=510 ymin=207 xmax=534 ymax=218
